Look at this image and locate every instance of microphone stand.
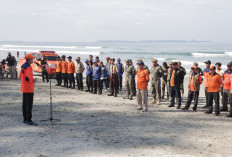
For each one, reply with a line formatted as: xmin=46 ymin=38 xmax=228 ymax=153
xmin=40 ymin=73 xmax=60 ymax=123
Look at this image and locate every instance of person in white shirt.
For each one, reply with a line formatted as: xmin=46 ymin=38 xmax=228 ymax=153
xmin=215 ymin=62 xmax=224 ymax=97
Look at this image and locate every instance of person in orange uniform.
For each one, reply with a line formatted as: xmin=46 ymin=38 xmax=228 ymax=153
xmin=205 ymin=65 xmax=222 ymax=116
xmin=55 ymin=56 xmax=62 ymax=86
xmin=182 ymin=66 xmax=202 ymax=111
xmin=227 ymin=72 xmax=232 ymax=117
xmin=67 ymin=56 xmax=75 ymax=89
xmin=203 ymin=60 xmax=211 ymax=108
xmin=61 ymin=55 xmax=68 ymax=87
xmin=137 ymin=61 xmax=150 ymax=112
xmin=221 ymin=61 xmax=232 ymax=111
xmin=19 ymin=54 xmax=37 ymax=126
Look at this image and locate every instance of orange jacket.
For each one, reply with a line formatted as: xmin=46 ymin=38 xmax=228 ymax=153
xmin=137 ymin=68 xmax=149 ymax=90
xmin=19 ymin=62 xmax=34 ymax=93
xmin=230 ymin=75 xmax=232 ymax=94
xmin=203 ymin=71 xmax=210 ymax=87
xmin=56 ymin=61 xmax=62 ymax=72
xmin=170 ymin=70 xmax=175 ymax=87
xmin=67 ymin=61 xmax=75 ymax=73
xmin=61 ymin=60 xmax=68 ymax=73
xmin=206 ymin=73 xmax=222 ymax=93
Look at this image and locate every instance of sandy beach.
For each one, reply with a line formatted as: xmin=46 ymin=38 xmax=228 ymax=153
xmin=0 ymin=73 xmax=232 ymax=157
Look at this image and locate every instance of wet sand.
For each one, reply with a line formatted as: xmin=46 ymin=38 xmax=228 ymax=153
xmin=0 ymin=74 xmax=232 ymax=157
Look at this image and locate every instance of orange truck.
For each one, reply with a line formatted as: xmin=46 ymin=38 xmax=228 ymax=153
xmin=20 ymin=51 xmax=58 ymax=75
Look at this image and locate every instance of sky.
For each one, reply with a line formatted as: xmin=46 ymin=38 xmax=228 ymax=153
xmin=0 ymin=0 xmax=231 ymax=42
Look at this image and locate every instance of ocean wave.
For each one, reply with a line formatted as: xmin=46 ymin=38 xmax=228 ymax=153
xmin=1 ymin=45 xmax=76 ymax=49
xmin=192 ymin=52 xmax=228 ymax=57
xmin=85 ymin=46 xmax=102 ymax=49
xmin=225 ymin=51 xmax=232 ymax=55
xmin=0 ymin=48 xmax=39 ymax=52
xmin=56 ymin=51 xmax=101 ymax=55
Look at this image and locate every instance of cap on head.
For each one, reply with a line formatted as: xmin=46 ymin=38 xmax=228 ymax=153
xmin=227 ymin=61 xmax=232 ymax=67
xmin=163 ymin=62 xmax=168 ymax=67
xmin=61 ymin=55 xmax=66 ymax=58
xmin=117 ymin=58 xmax=121 ymax=61
xmin=204 ymin=60 xmax=211 ymax=64
xmin=193 ymin=62 xmax=198 ymax=66
xmin=137 ymin=61 xmax=144 ymax=66
xmin=106 ymin=57 xmax=110 ymax=60
xmin=172 ymin=62 xmax=178 ymax=66
xmin=152 ymin=59 xmax=158 ymax=63
xmin=25 ymin=54 xmax=35 ymax=60
xmin=168 ymin=61 xmax=173 ymax=65
xmin=209 ymin=65 xmax=216 ymax=70
xmin=191 ymin=65 xmax=197 ymax=70
xmin=137 ymin=59 xmax=142 ymax=62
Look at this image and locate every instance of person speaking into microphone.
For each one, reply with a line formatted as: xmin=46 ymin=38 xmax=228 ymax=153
xmin=19 ymin=54 xmax=37 ymax=126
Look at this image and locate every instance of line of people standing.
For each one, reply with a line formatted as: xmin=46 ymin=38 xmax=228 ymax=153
xmin=54 ymin=55 xmax=232 ymax=117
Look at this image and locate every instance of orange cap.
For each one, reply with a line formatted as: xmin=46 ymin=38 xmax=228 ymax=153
xmin=191 ymin=65 xmax=197 ymax=70
xmin=25 ymin=54 xmax=35 ymax=60
xmin=209 ymin=65 xmax=215 ymax=70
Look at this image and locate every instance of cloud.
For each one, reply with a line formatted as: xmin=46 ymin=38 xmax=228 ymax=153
xmin=0 ymin=0 xmax=231 ymax=42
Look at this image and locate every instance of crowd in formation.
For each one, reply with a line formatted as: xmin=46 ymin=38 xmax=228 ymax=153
xmin=53 ymin=54 xmax=232 ymax=117
xmin=4 ymin=52 xmax=232 ymax=125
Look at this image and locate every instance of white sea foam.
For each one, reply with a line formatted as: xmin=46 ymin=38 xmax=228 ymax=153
xmin=225 ymin=51 xmax=232 ymax=55
xmin=0 ymin=48 xmax=39 ymax=52
xmin=192 ymin=52 xmax=227 ymax=57
xmin=56 ymin=50 xmax=101 ymax=55
xmin=1 ymin=45 xmax=76 ymax=49
xmin=85 ymin=46 xmax=102 ymax=49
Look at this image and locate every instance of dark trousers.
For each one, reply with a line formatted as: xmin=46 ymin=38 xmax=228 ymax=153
xmin=62 ymin=73 xmax=68 ymax=87
xmin=118 ymin=76 xmax=123 ymax=90
xmin=22 ymin=93 xmax=34 ymax=122
xmin=42 ymin=70 xmax=49 ymax=82
xmin=205 ymin=87 xmax=209 ymax=107
xmin=56 ymin=72 xmax=62 ymax=85
xmin=220 ymin=87 xmax=223 ymax=98
xmin=76 ymin=73 xmax=83 ymax=90
xmin=107 ymin=75 xmax=110 ymax=88
xmin=229 ymin=93 xmax=232 ymax=114
xmin=222 ymin=89 xmax=230 ymax=110
xmin=93 ymin=80 xmax=102 ymax=94
xmin=68 ymin=73 xmax=75 ymax=88
xmin=101 ymin=79 xmax=108 ymax=90
xmin=184 ymin=91 xmax=199 ymax=110
xmin=86 ymin=74 xmax=93 ymax=91
xmin=170 ymin=86 xmax=181 ymax=106
xmin=207 ymin=92 xmax=220 ymax=114
xmin=132 ymin=76 xmax=136 ymax=95
xmin=110 ymin=74 xmax=119 ymax=94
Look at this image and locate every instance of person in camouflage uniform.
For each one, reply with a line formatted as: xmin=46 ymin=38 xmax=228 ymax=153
xmin=192 ymin=62 xmax=203 ymax=76
xmin=123 ymin=59 xmax=136 ymax=100
xmin=177 ymin=61 xmax=186 ymax=98
xmin=161 ymin=62 xmax=169 ymax=100
xmin=150 ymin=59 xmax=164 ymax=105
